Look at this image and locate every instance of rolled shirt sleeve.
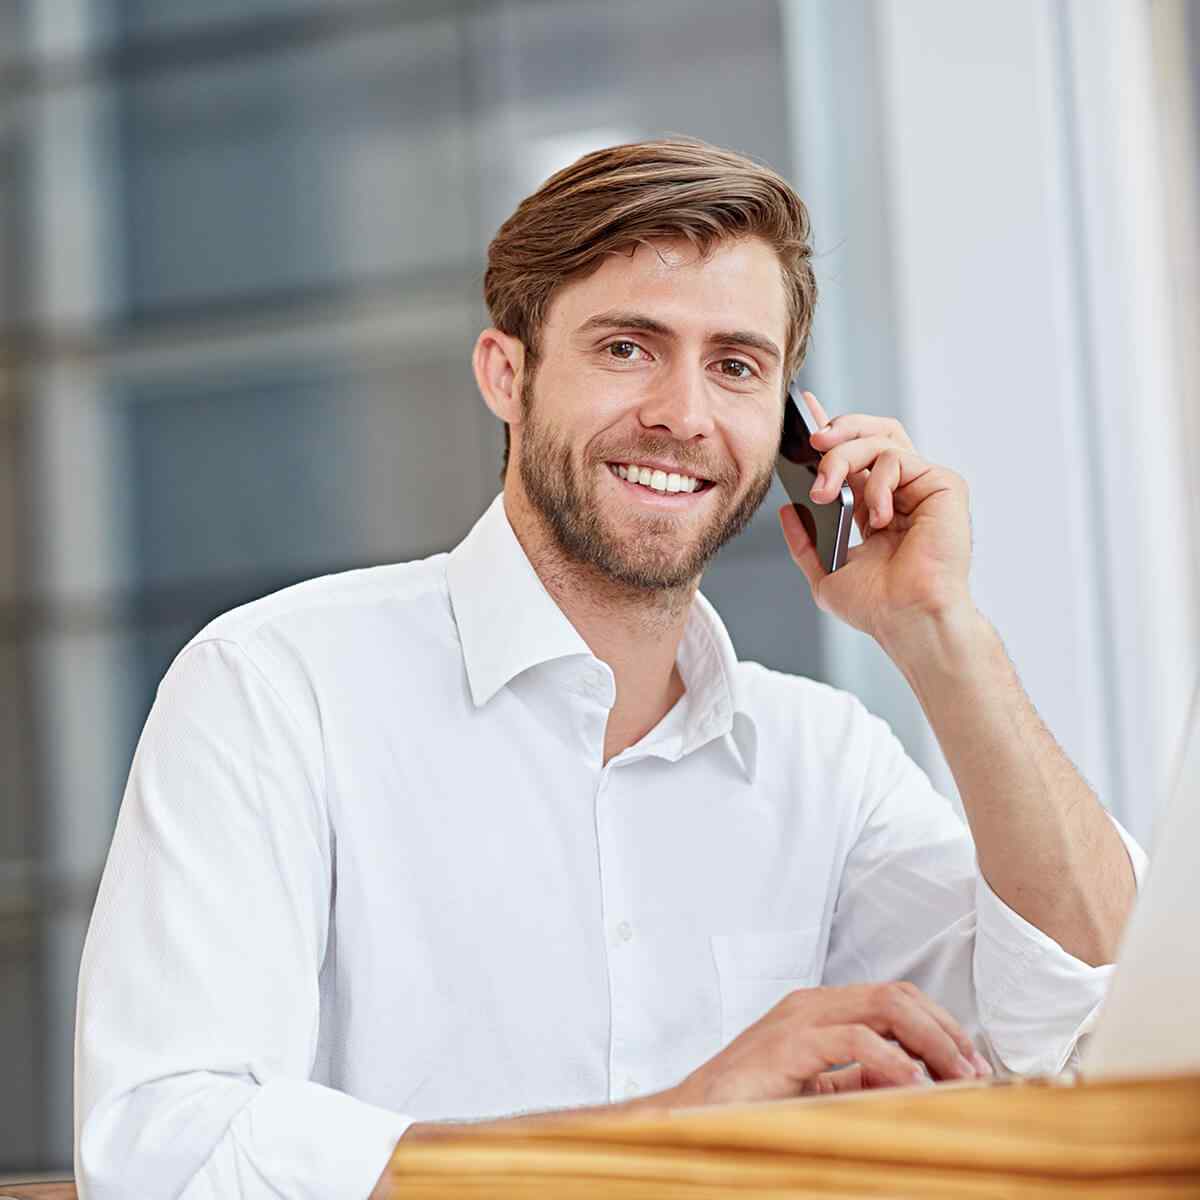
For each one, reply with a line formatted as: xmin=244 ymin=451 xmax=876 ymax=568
xmin=821 ymin=696 xmax=1148 ymax=1077
xmin=973 ymin=814 xmax=1148 ymax=1075
xmin=75 ymin=638 xmax=411 ymax=1199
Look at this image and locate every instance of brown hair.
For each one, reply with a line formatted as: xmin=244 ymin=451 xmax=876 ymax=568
xmin=484 ymin=136 xmax=818 ymax=480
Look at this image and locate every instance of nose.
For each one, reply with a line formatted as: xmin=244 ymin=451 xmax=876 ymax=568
xmin=634 ymin=361 xmax=716 ymax=443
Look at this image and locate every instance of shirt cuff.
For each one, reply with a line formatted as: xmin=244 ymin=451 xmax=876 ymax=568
xmin=973 ymin=811 xmax=1147 ymax=1076
xmin=215 ymin=1079 xmax=412 ymax=1200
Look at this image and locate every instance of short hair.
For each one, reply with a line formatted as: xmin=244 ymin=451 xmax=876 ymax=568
xmin=483 ymin=136 xmax=818 ymax=480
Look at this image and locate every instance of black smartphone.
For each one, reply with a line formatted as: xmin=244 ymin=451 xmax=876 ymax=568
xmin=776 ymin=383 xmax=853 ymax=572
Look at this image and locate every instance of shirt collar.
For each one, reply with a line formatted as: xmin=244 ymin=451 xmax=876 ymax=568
xmin=445 ymin=494 xmax=758 ymax=782
xmin=677 ymin=589 xmax=759 ymax=783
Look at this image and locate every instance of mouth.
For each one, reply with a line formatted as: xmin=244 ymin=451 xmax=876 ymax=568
xmin=604 ymin=461 xmax=716 ymax=507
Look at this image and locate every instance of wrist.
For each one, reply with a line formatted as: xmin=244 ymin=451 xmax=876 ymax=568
xmin=625 ymin=1082 xmax=692 ymax=1116
xmin=877 ymin=600 xmax=995 ymax=687
xmin=655 ymin=1079 xmax=694 ymax=1111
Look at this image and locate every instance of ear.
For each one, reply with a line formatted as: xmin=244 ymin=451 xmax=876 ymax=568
xmin=473 ymin=328 xmax=527 ymax=426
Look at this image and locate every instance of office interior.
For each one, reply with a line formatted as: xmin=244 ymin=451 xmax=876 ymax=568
xmin=0 ymin=0 xmax=1197 ymax=1176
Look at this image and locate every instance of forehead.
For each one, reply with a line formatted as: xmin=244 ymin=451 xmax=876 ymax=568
xmin=544 ymin=235 xmax=789 ymax=350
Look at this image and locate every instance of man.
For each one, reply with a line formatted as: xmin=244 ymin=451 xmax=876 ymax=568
xmin=75 ymin=138 xmax=1143 ymax=1200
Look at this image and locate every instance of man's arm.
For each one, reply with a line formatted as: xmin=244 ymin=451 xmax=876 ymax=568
xmin=881 ymin=604 xmax=1135 ymax=966
xmin=372 ymin=981 xmax=987 ymax=1196
xmin=76 ymin=638 xmax=410 ymax=1199
xmin=781 ymin=391 xmax=1137 ymax=969
xmin=813 ymin=657 xmax=1145 ymax=1076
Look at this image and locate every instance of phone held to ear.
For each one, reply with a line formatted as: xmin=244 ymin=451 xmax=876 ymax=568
xmin=776 ymin=383 xmax=853 ymax=573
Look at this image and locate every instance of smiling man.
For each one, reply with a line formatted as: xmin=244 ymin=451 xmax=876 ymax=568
xmin=75 ymin=138 xmax=1144 ymax=1200
xmin=492 ymin=232 xmax=789 ymax=764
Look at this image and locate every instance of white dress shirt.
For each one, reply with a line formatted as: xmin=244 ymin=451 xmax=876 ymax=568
xmin=74 ymin=493 xmax=1146 ymax=1199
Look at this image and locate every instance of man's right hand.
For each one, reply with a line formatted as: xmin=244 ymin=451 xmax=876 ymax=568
xmin=374 ymin=982 xmax=993 ymax=1197
xmin=668 ymin=981 xmax=993 ymax=1107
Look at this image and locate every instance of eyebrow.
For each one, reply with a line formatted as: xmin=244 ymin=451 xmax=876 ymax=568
xmin=574 ymin=309 xmax=782 ymax=367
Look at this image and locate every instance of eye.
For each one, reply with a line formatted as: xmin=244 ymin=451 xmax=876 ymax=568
xmin=605 ymin=340 xmax=647 ymax=361
xmin=718 ymin=358 xmax=755 ymax=380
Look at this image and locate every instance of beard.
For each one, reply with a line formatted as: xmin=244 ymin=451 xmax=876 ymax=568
xmin=516 ymin=375 xmax=779 ymax=593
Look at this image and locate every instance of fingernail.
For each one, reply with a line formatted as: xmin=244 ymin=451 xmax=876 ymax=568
xmin=971 ymin=1052 xmax=993 ymax=1076
xmin=910 ymin=1067 xmax=927 ymax=1085
xmin=811 ymin=472 xmax=826 ymax=496
xmin=955 ymin=1054 xmax=974 ymax=1078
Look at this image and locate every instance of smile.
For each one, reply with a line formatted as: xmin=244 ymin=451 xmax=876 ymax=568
xmin=609 ymin=463 xmax=710 ymax=506
xmin=604 ymin=460 xmax=705 ymax=494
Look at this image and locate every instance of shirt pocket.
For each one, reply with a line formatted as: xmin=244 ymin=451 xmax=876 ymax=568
xmin=711 ymin=927 xmax=823 ymax=1049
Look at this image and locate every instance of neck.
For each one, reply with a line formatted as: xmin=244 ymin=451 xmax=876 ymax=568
xmin=503 ymin=486 xmax=693 ymax=764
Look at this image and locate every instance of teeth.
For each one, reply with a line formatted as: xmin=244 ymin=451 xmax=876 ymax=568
xmin=610 ymin=463 xmax=704 ymax=494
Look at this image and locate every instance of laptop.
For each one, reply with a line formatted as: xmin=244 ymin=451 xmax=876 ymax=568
xmin=1078 ymin=675 xmax=1200 ymax=1079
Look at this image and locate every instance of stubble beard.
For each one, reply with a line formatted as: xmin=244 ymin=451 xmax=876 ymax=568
xmin=516 ymin=376 xmax=779 ymax=594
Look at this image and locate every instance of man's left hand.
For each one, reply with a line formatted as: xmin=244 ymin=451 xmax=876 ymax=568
xmin=778 ymin=391 xmax=974 ymax=645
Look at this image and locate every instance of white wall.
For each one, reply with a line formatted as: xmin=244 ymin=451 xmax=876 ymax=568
xmin=782 ymin=0 xmax=1198 ymax=844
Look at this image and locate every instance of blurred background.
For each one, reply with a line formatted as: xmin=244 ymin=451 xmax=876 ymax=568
xmin=1 ymin=0 xmax=1197 ymax=1176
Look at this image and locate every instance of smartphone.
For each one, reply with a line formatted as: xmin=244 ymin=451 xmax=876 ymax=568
xmin=776 ymin=383 xmax=853 ymax=572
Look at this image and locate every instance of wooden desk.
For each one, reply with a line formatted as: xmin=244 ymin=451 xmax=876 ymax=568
xmin=12 ymin=1074 xmax=1198 ymax=1198
xmin=0 ymin=1183 xmax=75 ymax=1200
xmin=378 ymin=1073 xmax=1200 ymax=1197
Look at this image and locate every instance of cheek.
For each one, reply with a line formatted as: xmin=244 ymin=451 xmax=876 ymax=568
xmin=541 ymin=370 xmax=628 ymax=433
xmin=725 ymin=409 xmax=782 ymax=475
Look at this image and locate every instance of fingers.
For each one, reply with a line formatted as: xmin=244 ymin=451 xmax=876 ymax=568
xmin=897 ymin=984 xmax=992 ymax=1076
xmin=799 ymin=398 xmax=943 ymax=537
xmin=803 ymin=1064 xmax=868 ymax=1095
xmin=865 ymin=982 xmax=989 ymax=1082
xmin=800 ymin=393 xmax=914 ymax=453
xmin=875 ymin=996 xmax=974 ymax=1082
xmin=802 ymin=390 xmax=831 ymax=429
xmin=812 ymin=1062 xmax=906 ymax=1093
xmin=891 ymin=464 xmax=967 ymax=518
xmin=809 ymin=408 xmax=915 ymax=452
xmin=781 ymin=1023 xmax=921 ymax=1090
xmin=819 ymin=1024 xmax=927 ymax=1088
xmin=863 ymin=452 xmax=902 ymax=529
xmin=810 ymin=437 xmax=933 ymax=509
xmin=690 ymin=980 xmax=989 ymax=1107
xmin=778 ymin=982 xmax=988 ymax=1084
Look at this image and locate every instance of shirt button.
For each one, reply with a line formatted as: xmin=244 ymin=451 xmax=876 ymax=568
xmin=624 ymin=1077 xmax=640 ymax=1097
xmin=616 ymin=921 xmax=633 ymax=943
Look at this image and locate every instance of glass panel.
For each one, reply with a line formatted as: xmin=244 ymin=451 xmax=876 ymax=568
xmin=0 ymin=118 xmax=33 ymax=331
xmin=123 ymin=352 xmax=494 ymax=592
xmin=117 ymin=0 xmax=345 ymax=40
xmin=0 ymin=3 xmax=31 ymax=70
xmin=0 ymin=422 xmax=23 ymax=604
xmin=119 ymin=14 xmax=476 ymax=314
xmin=0 ymin=641 xmax=33 ymax=864
xmin=0 ymin=938 xmax=39 ymax=1168
xmin=465 ymin=0 xmax=791 ymax=234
